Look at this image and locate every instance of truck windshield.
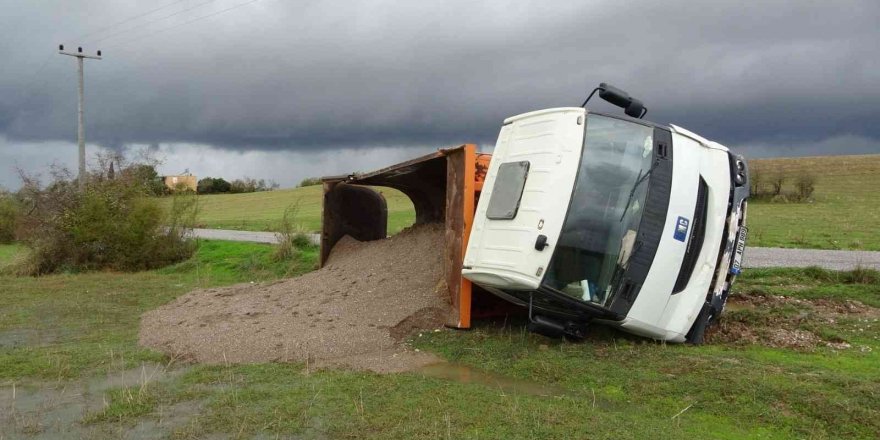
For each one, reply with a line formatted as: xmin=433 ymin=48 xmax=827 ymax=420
xmin=542 ymin=114 xmax=655 ymax=307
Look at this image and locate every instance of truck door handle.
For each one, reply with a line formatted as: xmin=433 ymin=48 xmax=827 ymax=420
xmin=535 ymin=235 xmax=550 ymax=251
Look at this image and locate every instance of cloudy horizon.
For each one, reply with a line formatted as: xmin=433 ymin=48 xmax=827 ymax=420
xmin=2 ymin=0 xmax=879 ymax=189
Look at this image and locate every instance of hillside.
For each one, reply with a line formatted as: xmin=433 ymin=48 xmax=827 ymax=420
xmin=747 ymin=154 xmax=880 ymax=250
xmin=166 ymin=184 xmax=415 ymax=234
xmin=173 ymin=154 xmax=880 ymax=250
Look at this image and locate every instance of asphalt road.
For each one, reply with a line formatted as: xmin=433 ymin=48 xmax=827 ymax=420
xmin=189 ymin=228 xmax=880 ymax=271
xmin=744 ymin=247 xmax=880 ymax=271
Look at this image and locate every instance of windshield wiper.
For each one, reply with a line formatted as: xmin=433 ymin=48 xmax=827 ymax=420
xmin=619 ymin=159 xmax=659 ymax=222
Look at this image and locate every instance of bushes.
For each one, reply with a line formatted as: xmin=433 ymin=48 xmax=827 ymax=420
xmin=768 ymin=172 xmax=786 ymax=197
xmin=229 ymin=177 xmax=278 ymax=193
xmin=14 ymin=165 xmax=198 ymax=275
xmin=273 ymin=203 xmax=312 ymax=262
xmin=749 ymin=167 xmax=763 ymax=197
xmin=748 ymin=162 xmax=817 ymax=203
xmin=121 ymin=163 xmax=167 ymax=196
xmin=0 ymin=191 xmax=19 ymax=243
xmin=197 ymin=177 xmax=232 ymax=194
xmin=197 ymin=176 xmax=278 ymax=194
xmin=802 ymin=266 xmax=878 ymax=285
xmin=794 ymin=173 xmax=816 ymax=200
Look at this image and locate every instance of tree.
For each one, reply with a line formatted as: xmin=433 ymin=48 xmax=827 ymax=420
xmin=122 ymin=164 xmax=166 ymax=196
xmin=212 ymin=177 xmax=231 ymax=193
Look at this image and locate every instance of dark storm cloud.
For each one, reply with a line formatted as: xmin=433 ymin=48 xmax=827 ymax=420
xmin=1 ymin=0 xmax=879 ymax=155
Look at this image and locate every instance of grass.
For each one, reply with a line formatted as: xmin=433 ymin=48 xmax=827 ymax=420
xmin=747 ymin=154 xmax=880 ymax=250
xmin=163 ymin=184 xmax=416 ymax=234
xmin=734 ymin=266 xmax=880 ymax=307
xmin=1 ymin=240 xmax=878 ymax=438
xmin=0 ymin=243 xmax=24 ymax=272
xmin=0 ymin=243 xmax=22 ymax=262
xmin=0 ymin=240 xmax=317 ymax=381
xmin=167 ymin=154 xmax=880 ymax=250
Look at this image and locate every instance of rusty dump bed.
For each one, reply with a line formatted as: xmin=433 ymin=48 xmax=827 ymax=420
xmin=321 ymin=145 xmax=491 ymax=328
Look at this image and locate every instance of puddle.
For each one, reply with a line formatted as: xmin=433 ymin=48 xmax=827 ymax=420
xmin=416 ymin=362 xmax=570 ymax=398
xmin=723 ymin=301 xmax=755 ymax=312
xmin=122 ymin=399 xmax=206 ymax=440
xmin=87 ymin=362 xmax=180 ymax=391
xmin=0 ymin=328 xmax=60 ymax=348
xmin=0 ymin=363 xmax=193 ymax=439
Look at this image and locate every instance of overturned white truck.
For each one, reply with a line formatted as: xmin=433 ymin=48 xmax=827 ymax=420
xmin=321 ymin=83 xmax=749 ymax=343
xmin=463 ymin=84 xmax=750 ymax=343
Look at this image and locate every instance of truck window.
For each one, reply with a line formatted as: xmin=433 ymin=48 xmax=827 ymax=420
xmin=486 ymin=161 xmax=530 ymax=220
xmin=543 ymin=115 xmax=655 ymax=306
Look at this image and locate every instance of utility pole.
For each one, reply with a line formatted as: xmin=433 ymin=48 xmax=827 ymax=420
xmin=58 ymin=44 xmax=102 ymax=188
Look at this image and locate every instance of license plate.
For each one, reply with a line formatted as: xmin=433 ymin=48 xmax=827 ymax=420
xmin=730 ymin=226 xmax=748 ymax=275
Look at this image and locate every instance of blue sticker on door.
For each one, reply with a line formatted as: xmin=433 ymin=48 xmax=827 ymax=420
xmin=673 ymin=216 xmax=690 ymax=242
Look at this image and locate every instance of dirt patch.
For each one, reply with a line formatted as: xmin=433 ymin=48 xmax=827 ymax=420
xmin=707 ymin=293 xmax=878 ymax=349
xmin=140 ymin=224 xmax=450 ymax=373
xmin=729 ymin=294 xmax=877 ymax=317
xmin=709 ymin=320 xmax=822 ymax=349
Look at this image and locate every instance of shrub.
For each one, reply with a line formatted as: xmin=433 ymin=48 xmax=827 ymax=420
xmin=197 ymin=176 xmax=277 ymax=194
xmin=273 ymin=203 xmax=311 ymax=261
xmin=121 ymin=164 xmax=167 ymax=196
xmin=842 ymin=266 xmax=878 ymax=285
xmin=15 ymin=164 xmax=198 ymax=275
xmin=767 ymin=172 xmax=785 ymax=196
xmin=748 ymin=164 xmax=817 ymax=204
xmin=0 ymin=191 xmax=19 ymax=243
xmin=748 ymin=164 xmax=762 ymax=196
xmin=197 ymin=177 xmax=213 ymax=194
xmin=197 ymin=177 xmax=232 ymax=194
xmin=802 ymin=265 xmax=878 ymax=285
xmin=214 ymin=177 xmax=231 ymax=193
xmin=229 ymin=177 xmax=277 ymax=193
xmin=794 ymin=172 xmax=816 ymax=201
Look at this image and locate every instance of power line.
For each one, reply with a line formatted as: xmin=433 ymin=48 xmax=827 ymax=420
xmin=12 ymin=0 xmax=265 ymax=124
xmin=18 ymin=52 xmax=54 ymax=92
xmin=89 ymin=0 xmax=219 ymax=44
xmin=72 ymin=0 xmax=190 ymax=42
xmin=11 ymin=51 xmax=63 ymax=118
xmin=105 ymin=0 xmax=263 ymax=48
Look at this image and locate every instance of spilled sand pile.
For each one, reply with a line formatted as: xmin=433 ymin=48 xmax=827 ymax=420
xmin=140 ymin=224 xmax=450 ymax=373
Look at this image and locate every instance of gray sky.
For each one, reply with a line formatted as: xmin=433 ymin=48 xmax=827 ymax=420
xmin=2 ymin=0 xmax=879 ymax=189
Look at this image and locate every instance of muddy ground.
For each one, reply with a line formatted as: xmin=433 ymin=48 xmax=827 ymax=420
xmin=140 ymin=224 xmax=450 ymax=373
xmin=0 ymin=363 xmax=192 ymax=439
xmin=708 ymin=293 xmax=879 ymax=349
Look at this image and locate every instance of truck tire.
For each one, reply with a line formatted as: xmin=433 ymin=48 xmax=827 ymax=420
xmin=686 ymin=302 xmax=714 ymax=345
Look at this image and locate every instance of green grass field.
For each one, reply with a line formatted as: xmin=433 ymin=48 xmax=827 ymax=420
xmin=167 ymin=184 xmax=416 ymax=234
xmin=747 ymin=154 xmax=880 ymax=250
xmin=3 ymin=153 xmax=877 ymax=437
xmin=174 ymin=154 xmax=880 ymax=250
xmin=2 ymin=240 xmax=878 ymax=438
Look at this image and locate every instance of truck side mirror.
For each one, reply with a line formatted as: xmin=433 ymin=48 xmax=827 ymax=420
xmin=598 ymin=83 xmax=632 ymax=108
xmin=625 ymin=99 xmax=646 ymax=118
xmin=581 ymin=82 xmax=648 ymax=119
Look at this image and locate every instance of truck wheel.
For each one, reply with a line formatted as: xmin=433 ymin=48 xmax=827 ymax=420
xmin=686 ymin=302 xmax=715 ymax=345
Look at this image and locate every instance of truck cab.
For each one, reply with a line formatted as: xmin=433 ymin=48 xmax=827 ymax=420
xmin=462 ymin=107 xmax=749 ymax=342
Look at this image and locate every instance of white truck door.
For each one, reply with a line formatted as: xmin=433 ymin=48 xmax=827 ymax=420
xmin=463 ymin=108 xmax=585 ymax=290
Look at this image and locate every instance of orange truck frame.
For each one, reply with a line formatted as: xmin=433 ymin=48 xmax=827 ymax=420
xmin=321 ymin=145 xmax=491 ymax=328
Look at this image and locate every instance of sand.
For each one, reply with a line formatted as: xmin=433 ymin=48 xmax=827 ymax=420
xmin=139 ymin=224 xmax=450 ymax=373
